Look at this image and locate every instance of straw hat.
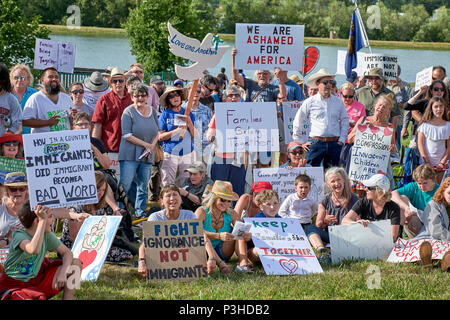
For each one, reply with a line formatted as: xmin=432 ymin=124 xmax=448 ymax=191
xmin=159 ymin=86 xmax=187 ymax=109
xmin=3 ymin=172 xmax=27 ymax=187
xmin=84 ymin=71 xmax=109 ymax=92
xmin=289 ymin=74 xmax=304 ymax=86
xmin=206 ymin=180 xmax=239 ymax=201
xmin=110 ymin=67 xmax=125 ymax=78
xmin=306 ymin=68 xmax=336 ymax=89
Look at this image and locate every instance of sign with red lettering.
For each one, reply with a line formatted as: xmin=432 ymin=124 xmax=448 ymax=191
xmin=142 ymin=219 xmax=207 ymax=281
xmin=387 ymin=238 xmax=450 ymax=263
xmin=235 ymin=24 xmax=304 ymax=71
xmin=245 ymin=218 xmax=323 ymax=275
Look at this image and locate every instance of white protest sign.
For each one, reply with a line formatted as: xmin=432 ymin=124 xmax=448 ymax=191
xmin=253 ymin=167 xmax=324 ymax=204
xmin=23 ymin=129 xmax=98 ymax=208
xmin=362 ymin=53 xmax=398 ymax=80
xmin=232 ymin=221 xmax=252 ymax=240
xmin=245 ymin=218 xmax=323 ymax=275
xmin=34 ymin=38 xmax=76 ymax=73
xmin=328 ymin=220 xmax=394 ymax=264
xmin=414 ymin=67 xmax=433 ymax=89
xmin=235 ymin=23 xmax=304 ymax=71
xmin=387 ymin=238 xmax=450 ymax=263
xmin=348 ymin=124 xmax=392 ymax=182
xmin=282 ymin=101 xmax=307 ymax=144
xmin=0 ymin=248 xmax=8 ymax=265
xmin=72 ymin=216 xmax=122 ymax=281
xmin=214 ymin=102 xmax=279 ymax=153
xmin=336 ymin=50 xmax=365 ymax=76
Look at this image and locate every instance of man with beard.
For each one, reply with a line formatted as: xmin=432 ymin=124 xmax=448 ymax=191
xmin=22 ymin=66 xmax=73 ymax=133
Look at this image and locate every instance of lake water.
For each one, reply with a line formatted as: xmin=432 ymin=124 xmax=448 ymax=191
xmin=50 ymin=34 xmax=449 ymax=85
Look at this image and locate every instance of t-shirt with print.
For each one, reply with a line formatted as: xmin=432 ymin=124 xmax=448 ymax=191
xmin=351 ymin=197 xmax=401 ymax=225
xmin=3 ymin=230 xmax=61 ymax=282
xmin=0 ymin=91 xmax=23 ymax=135
xmin=159 ymin=107 xmax=195 ymax=156
xmin=244 ymin=78 xmax=279 ymax=102
xmin=23 ymin=91 xmax=72 ymax=133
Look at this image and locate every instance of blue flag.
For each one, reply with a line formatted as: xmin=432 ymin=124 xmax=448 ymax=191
xmin=345 ymin=9 xmax=365 ymax=79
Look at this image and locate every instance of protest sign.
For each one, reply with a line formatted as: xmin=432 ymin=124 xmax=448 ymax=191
xmin=253 ymin=167 xmax=324 ymax=204
xmin=235 ymin=23 xmax=304 ymax=71
xmin=362 ymin=53 xmax=398 ymax=80
xmin=282 ymin=101 xmax=307 ymax=144
xmin=387 ymin=238 xmax=450 ymax=263
xmin=414 ymin=67 xmax=433 ymax=89
xmin=214 ymin=102 xmax=279 ymax=153
xmin=23 ymin=129 xmax=98 ymax=208
xmin=142 ymin=219 xmax=207 ymax=281
xmin=0 ymin=248 xmax=8 ymax=265
xmin=34 ymin=38 xmax=75 ymax=73
xmin=348 ymin=124 xmax=392 ymax=182
xmin=336 ymin=50 xmax=365 ymax=76
xmin=245 ymin=218 xmax=323 ymax=275
xmin=328 ymin=220 xmax=394 ymax=264
xmin=0 ymin=156 xmax=26 ymax=184
xmin=72 ymin=216 xmax=122 ymax=281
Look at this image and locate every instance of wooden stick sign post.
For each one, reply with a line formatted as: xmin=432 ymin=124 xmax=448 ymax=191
xmin=167 ymin=23 xmax=230 ymax=139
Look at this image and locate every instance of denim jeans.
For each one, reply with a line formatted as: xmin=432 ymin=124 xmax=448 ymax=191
xmin=119 ymin=160 xmax=152 ymax=217
xmin=306 ymin=138 xmax=342 ymax=169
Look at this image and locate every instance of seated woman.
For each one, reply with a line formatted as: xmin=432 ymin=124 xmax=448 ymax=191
xmin=137 ymin=184 xmax=231 ymax=277
xmin=280 ymin=141 xmax=307 ymax=169
xmin=0 ymin=132 xmax=24 ymax=200
xmin=342 ymin=174 xmax=401 ymax=243
xmin=195 ymin=181 xmax=253 ymax=273
xmin=234 ymin=181 xmax=273 ymax=219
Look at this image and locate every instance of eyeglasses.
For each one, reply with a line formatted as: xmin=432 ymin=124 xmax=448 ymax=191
xmin=112 ymin=79 xmax=125 ymax=84
xmin=367 ymin=77 xmax=380 ymax=81
xmin=8 ymin=186 xmax=26 ymax=193
xmin=71 ymin=89 xmax=84 ymax=95
xmin=342 ymin=95 xmax=354 ymax=99
xmin=3 ymin=141 xmax=20 ymax=146
xmin=74 ymin=122 xmax=90 ymax=127
xmin=433 ymin=87 xmax=445 ymax=92
xmin=167 ymin=92 xmax=180 ymax=99
xmin=227 ymin=93 xmax=241 ymax=98
xmin=13 ymin=76 xmax=26 ymax=81
xmin=133 ymin=94 xmax=148 ymax=99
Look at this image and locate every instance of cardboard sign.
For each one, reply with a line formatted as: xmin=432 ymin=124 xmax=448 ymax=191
xmin=0 ymin=156 xmax=26 ymax=184
xmin=336 ymin=50 xmax=365 ymax=76
xmin=23 ymin=129 xmax=98 ymax=208
xmin=414 ymin=67 xmax=433 ymax=89
xmin=282 ymin=101 xmax=307 ymax=144
xmin=245 ymin=218 xmax=323 ymax=275
xmin=348 ymin=124 xmax=392 ymax=182
xmin=387 ymin=238 xmax=450 ymax=263
xmin=253 ymin=167 xmax=324 ymax=204
xmin=142 ymin=219 xmax=207 ymax=281
xmin=328 ymin=220 xmax=394 ymax=264
xmin=362 ymin=53 xmax=398 ymax=80
xmin=214 ymin=102 xmax=279 ymax=153
xmin=235 ymin=24 xmax=304 ymax=71
xmin=34 ymin=38 xmax=75 ymax=73
xmin=72 ymin=216 xmax=122 ymax=281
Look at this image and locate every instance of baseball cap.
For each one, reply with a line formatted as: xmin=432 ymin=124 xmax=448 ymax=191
xmin=251 ymin=181 xmax=273 ymax=194
xmin=150 ymin=75 xmax=164 ymax=84
xmin=361 ymin=174 xmax=390 ymax=192
xmin=185 ymin=162 xmax=206 ymax=174
xmin=287 ymin=141 xmax=303 ymax=152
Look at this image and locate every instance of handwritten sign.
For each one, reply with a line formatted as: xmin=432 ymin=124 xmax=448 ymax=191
xmin=214 ymin=102 xmax=279 ymax=153
xmin=245 ymin=218 xmax=323 ymax=275
xmin=0 ymin=156 xmax=26 ymax=184
xmin=348 ymin=124 xmax=392 ymax=182
xmin=23 ymin=129 xmax=98 ymax=208
xmin=142 ymin=219 xmax=207 ymax=281
xmin=414 ymin=67 xmax=433 ymax=89
xmin=387 ymin=238 xmax=450 ymax=263
xmin=72 ymin=216 xmax=122 ymax=281
xmin=235 ymin=24 xmax=304 ymax=71
xmin=34 ymin=39 xmax=75 ymax=73
xmin=362 ymin=53 xmax=398 ymax=80
xmin=328 ymin=220 xmax=394 ymax=264
xmin=282 ymin=101 xmax=307 ymax=144
xmin=253 ymin=167 xmax=324 ymax=204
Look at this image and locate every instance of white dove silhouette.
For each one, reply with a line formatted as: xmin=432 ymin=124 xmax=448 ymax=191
xmin=167 ymin=22 xmax=230 ymax=80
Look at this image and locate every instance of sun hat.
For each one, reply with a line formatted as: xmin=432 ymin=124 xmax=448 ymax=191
xmin=287 ymin=141 xmax=303 ymax=153
xmin=3 ymin=172 xmax=27 ymax=187
xmin=366 ymin=67 xmax=384 ymax=81
xmin=159 ymin=86 xmax=187 ymax=109
xmin=361 ymin=174 xmax=390 ymax=192
xmin=206 ymin=180 xmax=239 ymax=201
xmin=306 ymin=68 xmax=336 ymax=89
xmin=109 ymin=67 xmax=125 ymax=79
xmin=150 ymin=75 xmax=164 ymax=84
xmin=185 ymin=162 xmax=206 ymax=174
xmin=251 ymin=181 xmax=273 ymax=194
xmin=84 ymin=71 xmax=109 ymax=92
xmin=0 ymin=132 xmax=23 ymax=145
xmin=289 ymin=74 xmax=304 ymax=86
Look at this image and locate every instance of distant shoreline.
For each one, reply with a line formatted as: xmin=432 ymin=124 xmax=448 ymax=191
xmin=44 ymin=24 xmax=450 ymax=51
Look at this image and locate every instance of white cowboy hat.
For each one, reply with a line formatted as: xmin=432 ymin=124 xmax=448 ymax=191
xmin=306 ymin=68 xmax=336 ymax=89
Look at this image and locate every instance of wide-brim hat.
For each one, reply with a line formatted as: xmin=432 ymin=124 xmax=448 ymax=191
xmin=361 ymin=173 xmax=390 ymax=192
xmin=159 ymin=86 xmax=187 ymax=109
xmin=0 ymin=132 xmax=23 ymax=145
xmin=84 ymin=71 xmax=109 ymax=92
xmin=306 ymin=68 xmax=336 ymax=89
xmin=109 ymin=67 xmax=126 ymax=79
xmin=366 ymin=67 xmax=384 ymax=81
xmin=3 ymin=172 xmax=27 ymax=187
xmin=206 ymin=180 xmax=239 ymax=201
xmin=289 ymin=74 xmax=304 ymax=86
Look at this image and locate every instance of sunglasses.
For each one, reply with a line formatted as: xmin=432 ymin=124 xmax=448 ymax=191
xmin=204 ymin=86 xmax=215 ymax=92
xmin=218 ymin=198 xmax=232 ymax=203
xmin=290 ymin=150 xmax=304 ymax=155
xmin=342 ymin=95 xmax=354 ymax=99
xmin=112 ymin=78 xmax=125 ymax=84
xmin=227 ymin=93 xmax=241 ymax=98
xmin=8 ymin=186 xmax=26 ymax=193
xmin=3 ymin=141 xmax=19 ymax=146
xmin=134 ymin=94 xmax=148 ymax=99
xmin=433 ymin=87 xmax=445 ymax=92
xmin=320 ymin=80 xmax=336 ymax=86
xmin=71 ymin=89 xmax=84 ymax=95
xmin=366 ymin=186 xmax=377 ymax=191
xmin=167 ymin=92 xmax=180 ymax=99
xmin=13 ymin=76 xmax=26 ymax=81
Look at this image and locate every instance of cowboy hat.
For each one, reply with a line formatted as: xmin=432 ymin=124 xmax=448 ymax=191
xmin=159 ymin=86 xmax=187 ymax=109
xmin=306 ymin=68 xmax=336 ymax=89
xmin=84 ymin=71 xmax=109 ymax=92
xmin=3 ymin=172 xmax=28 ymax=187
xmin=206 ymin=180 xmax=239 ymax=201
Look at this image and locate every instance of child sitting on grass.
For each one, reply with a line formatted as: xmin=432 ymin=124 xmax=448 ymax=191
xmin=0 ymin=201 xmax=82 ymax=300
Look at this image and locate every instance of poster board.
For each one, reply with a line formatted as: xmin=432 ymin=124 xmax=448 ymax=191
xmin=245 ymin=218 xmax=323 ymax=275
xmin=23 ymin=129 xmax=98 ymax=208
xmin=414 ymin=67 xmax=433 ymax=89
xmin=387 ymin=238 xmax=450 ymax=263
xmin=235 ymin=23 xmax=304 ymax=71
xmin=72 ymin=216 xmax=122 ymax=281
xmin=253 ymin=167 xmax=324 ymax=204
xmin=328 ymin=220 xmax=394 ymax=264
xmin=142 ymin=219 xmax=207 ymax=281
xmin=0 ymin=156 xmax=26 ymax=184
xmin=282 ymin=101 xmax=308 ymax=144
xmin=34 ymin=38 xmax=75 ymax=73
xmin=361 ymin=53 xmax=398 ymax=80
xmin=348 ymin=124 xmax=392 ymax=182
xmin=214 ymin=102 xmax=279 ymax=153
xmin=336 ymin=50 xmax=365 ymax=76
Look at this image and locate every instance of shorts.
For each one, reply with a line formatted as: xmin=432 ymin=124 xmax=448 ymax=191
xmin=213 ymin=242 xmax=231 ymax=262
xmin=303 ymin=224 xmax=330 ymax=244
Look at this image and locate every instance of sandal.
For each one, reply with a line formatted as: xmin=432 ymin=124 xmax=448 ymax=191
xmin=218 ymin=261 xmax=232 ymax=274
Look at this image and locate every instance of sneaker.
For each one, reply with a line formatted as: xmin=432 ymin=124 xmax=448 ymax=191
xmin=318 ymin=253 xmax=332 ymax=265
xmin=441 ymin=250 xmax=450 ymax=272
xmin=317 ymin=246 xmax=327 ymax=254
xmin=235 ymin=265 xmax=254 ymax=274
xmin=419 ymin=241 xmax=433 ymax=269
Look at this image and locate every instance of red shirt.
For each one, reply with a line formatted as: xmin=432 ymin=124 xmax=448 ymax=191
xmin=92 ymin=90 xmax=132 ymax=152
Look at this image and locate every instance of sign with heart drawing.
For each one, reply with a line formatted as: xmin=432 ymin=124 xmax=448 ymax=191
xmin=245 ymin=218 xmax=323 ymax=275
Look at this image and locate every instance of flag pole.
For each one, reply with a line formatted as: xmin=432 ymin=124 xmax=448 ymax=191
xmin=353 ymin=0 xmax=372 ymax=54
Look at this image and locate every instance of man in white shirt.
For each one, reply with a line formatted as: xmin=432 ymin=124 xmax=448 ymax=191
xmin=22 ymin=66 xmax=73 ymax=133
xmin=292 ymin=68 xmax=349 ymax=169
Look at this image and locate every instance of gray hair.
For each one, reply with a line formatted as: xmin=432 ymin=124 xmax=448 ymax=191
xmin=225 ymin=85 xmax=242 ymax=98
xmin=130 ymin=82 xmax=148 ymax=96
xmin=324 ymin=167 xmax=352 ymax=201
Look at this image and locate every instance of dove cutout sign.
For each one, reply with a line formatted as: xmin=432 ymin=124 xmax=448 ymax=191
xmin=167 ymin=22 xmax=230 ymax=80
